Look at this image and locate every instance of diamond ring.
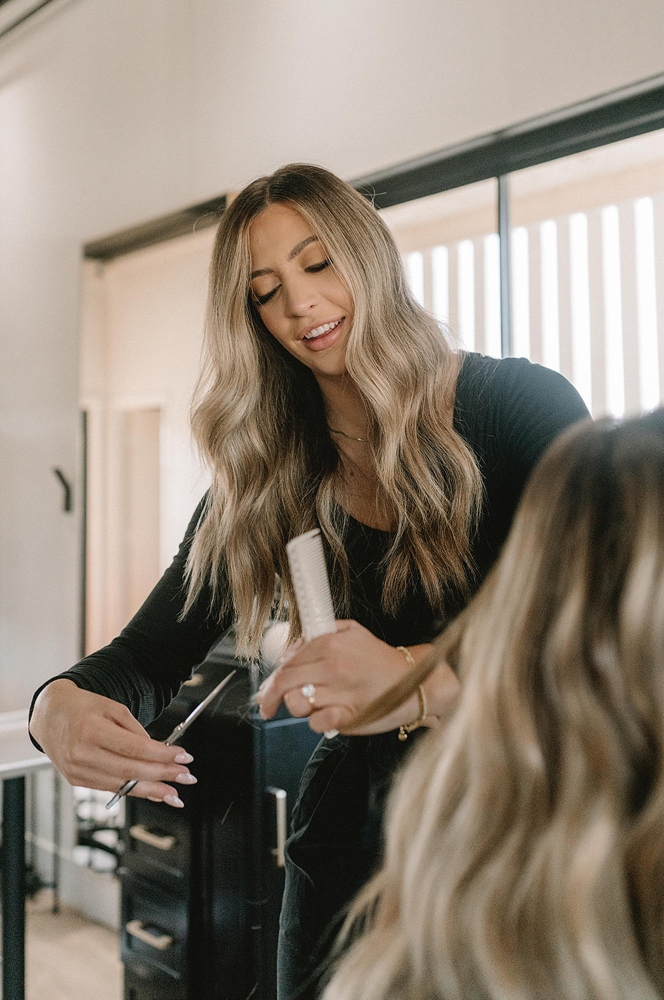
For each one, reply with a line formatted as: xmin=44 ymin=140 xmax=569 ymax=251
xmin=301 ymin=683 xmax=316 ymax=706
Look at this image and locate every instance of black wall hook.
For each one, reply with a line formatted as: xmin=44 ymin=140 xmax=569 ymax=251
xmin=52 ymin=468 xmax=73 ymax=512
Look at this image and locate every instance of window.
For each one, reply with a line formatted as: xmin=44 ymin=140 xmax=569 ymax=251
xmin=508 ymin=129 xmax=664 ymax=416
xmin=382 ymin=180 xmax=501 ymax=356
xmin=355 ymin=79 xmax=664 ymax=418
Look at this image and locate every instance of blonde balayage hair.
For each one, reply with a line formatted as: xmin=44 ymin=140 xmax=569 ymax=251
xmin=325 ymin=410 xmax=664 ymax=1000
xmin=185 ymin=164 xmax=482 ymax=655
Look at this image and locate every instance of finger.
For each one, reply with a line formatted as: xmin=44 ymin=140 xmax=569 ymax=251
xmin=63 ymin=706 xmax=150 ymax=759
xmin=102 ymin=700 xmax=154 ymax=736
xmin=280 ymin=621 xmax=354 ymax=668
xmin=279 ymin=637 xmax=305 ymax=664
xmin=64 ymin=738 xmax=192 ymax=786
xmin=127 ymin=781 xmax=186 ymax=807
xmin=255 ymin=680 xmax=279 ymax=719
xmin=281 ymin=688 xmax=355 ymax=732
xmin=280 ymin=628 xmax=363 ymax=677
xmin=282 ymin=686 xmax=332 ymax=719
xmin=282 ymin=630 xmax=339 ymax=666
xmin=61 ymin=739 xmax=197 ymax=790
xmin=258 ymin=670 xmax=324 ymax=719
xmin=256 ymin=670 xmax=291 ymax=718
xmin=261 ymin=661 xmax=339 ymax=717
xmin=98 ymin=703 xmax=198 ymax=768
xmin=59 ymin=758 xmax=197 ymax=794
xmin=105 ymin=751 xmax=197 ymax=787
xmin=308 ymin=704 xmax=355 ymax=735
xmin=93 ymin=722 xmax=192 ymax=765
xmin=283 ymin=689 xmax=308 ymax=718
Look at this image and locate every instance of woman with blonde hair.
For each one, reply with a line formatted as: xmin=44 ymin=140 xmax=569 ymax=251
xmin=30 ymin=163 xmax=587 ymax=998
xmin=323 ymin=409 xmax=664 ymax=1000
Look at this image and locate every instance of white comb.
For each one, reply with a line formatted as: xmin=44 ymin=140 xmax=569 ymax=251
xmin=286 ymin=528 xmax=338 ymax=738
xmin=286 ymin=529 xmax=336 ymax=641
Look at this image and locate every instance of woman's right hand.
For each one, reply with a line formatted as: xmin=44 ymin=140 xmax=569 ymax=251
xmin=29 ymin=679 xmax=197 ymax=808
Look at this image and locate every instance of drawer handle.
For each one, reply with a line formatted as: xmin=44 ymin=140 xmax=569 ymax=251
xmin=126 ymin=919 xmax=173 ymax=951
xmin=129 ymin=824 xmax=177 ymax=851
xmin=267 ymin=786 xmax=287 ymax=868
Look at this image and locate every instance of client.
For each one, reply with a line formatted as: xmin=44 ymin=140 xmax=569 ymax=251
xmin=324 ymin=409 xmax=664 ymax=1000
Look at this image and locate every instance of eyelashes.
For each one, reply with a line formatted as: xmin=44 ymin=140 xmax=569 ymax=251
xmin=253 ymin=259 xmax=333 ymax=307
xmin=255 ymin=288 xmax=278 ymax=306
xmin=306 ymin=259 xmax=332 ymax=273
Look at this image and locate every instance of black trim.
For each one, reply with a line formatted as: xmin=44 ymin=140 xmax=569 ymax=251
xmin=0 ymin=0 xmax=58 ymax=41
xmin=80 ymin=409 xmax=87 ymax=659
xmin=81 ymin=75 xmax=664 ymax=262
xmin=353 ymin=76 xmax=664 ymax=208
xmin=84 ymin=195 xmax=226 ymax=261
xmin=497 ymin=175 xmax=511 ymax=357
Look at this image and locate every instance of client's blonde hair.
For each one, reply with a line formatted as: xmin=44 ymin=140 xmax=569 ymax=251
xmin=325 ymin=409 xmax=664 ymax=1000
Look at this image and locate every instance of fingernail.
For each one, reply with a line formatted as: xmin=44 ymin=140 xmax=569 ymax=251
xmin=164 ymin=794 xmax=184 ymax=808
xmin=175 ymin=773 xmax=197 ymax=785
xmin=174 ymin=752 xmax=194 ymax=764
xmin=147 ymin=796 xmax=162 ymax=802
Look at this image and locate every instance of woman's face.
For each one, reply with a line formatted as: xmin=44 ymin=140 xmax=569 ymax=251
xmin=248 ymin=203 xmax=353 ymax=380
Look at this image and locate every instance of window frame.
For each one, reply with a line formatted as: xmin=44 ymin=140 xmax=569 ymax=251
xmin=351 ymin=75 xmax=664 ymax=356
xmin=353 ymin=76 xmax=664 ymax=209
xmin=85 ymin=74 xmax=664 ymax=356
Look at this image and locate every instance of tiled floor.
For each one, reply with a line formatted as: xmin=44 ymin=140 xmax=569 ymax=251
xmin=25 ymin=891 xmax=122 ymax=1000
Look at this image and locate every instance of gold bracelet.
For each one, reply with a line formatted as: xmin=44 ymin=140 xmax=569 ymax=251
xmin=395 ymin=646 xmax=427 ymax=741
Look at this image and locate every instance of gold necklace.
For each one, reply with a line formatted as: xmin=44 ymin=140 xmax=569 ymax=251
xmin=329 ymin=427 xmax=369 ymax=443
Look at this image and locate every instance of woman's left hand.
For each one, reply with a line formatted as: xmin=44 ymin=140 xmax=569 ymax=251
xmin=255 ymin=620 xmax=428 ymax=736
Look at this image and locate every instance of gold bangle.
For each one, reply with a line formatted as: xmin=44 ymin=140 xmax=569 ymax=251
xmin=395 ymin=646 xmax=427 ymax=741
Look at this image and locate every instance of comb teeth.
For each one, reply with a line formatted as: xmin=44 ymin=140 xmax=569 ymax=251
xmin=286 ymin=529 xmax=336 ymax=642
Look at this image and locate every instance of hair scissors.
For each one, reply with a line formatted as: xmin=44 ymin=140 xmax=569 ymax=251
xmin=106 ymin=669 xmax=237 ymax=809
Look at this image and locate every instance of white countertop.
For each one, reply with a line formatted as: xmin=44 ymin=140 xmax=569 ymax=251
xmin=0 ymin=711 xmax=52 ymax=780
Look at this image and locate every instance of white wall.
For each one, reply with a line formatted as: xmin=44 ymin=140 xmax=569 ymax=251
xmin=1 ymin=0 xmax=664 ymax=710
xmin=80 ymin=230 xmax=214 ymax=652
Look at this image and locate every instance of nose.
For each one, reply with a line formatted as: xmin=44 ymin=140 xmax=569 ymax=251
xmin=282 ymin=273 xmax=319 ymax=316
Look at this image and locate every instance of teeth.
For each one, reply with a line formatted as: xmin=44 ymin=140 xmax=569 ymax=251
xmin=304 ymin=319 xmax=341 ymax=340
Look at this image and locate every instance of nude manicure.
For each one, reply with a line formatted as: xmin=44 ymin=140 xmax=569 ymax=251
xmin=175 ymin=773 xmax=197 ymax=784
xmin=174 ymin=751 xmax=194 ymax=764
xmin=164 ymin=793 xmax=184 ymax=808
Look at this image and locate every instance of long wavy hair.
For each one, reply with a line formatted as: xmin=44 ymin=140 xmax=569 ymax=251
xmin=184 ymin=164 xmax=482 ymax=656
xmin=324 ymin=409 xmax=664 ymax=1000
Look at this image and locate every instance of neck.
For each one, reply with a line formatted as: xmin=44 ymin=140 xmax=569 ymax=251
xmin=315 ymin=371 xmax=369 ymax=440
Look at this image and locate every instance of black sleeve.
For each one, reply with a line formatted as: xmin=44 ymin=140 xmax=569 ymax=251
xmin=29 ymin=497 xmax=231 ymax=745
xmin=495 ymin=357 xmax=590 ymax=480
xmin=456 ymin=355 xmax=590 ymax=583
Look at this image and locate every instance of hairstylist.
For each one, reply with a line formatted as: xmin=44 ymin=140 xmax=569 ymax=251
xmin=29 ymin=164 xmax=588 ymax=999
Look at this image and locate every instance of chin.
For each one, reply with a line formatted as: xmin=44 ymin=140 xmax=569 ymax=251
xmin=313 ymin=360 xmax=347 ymax=378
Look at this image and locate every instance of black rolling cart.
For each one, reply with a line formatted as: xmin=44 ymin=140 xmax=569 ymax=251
xmin=119 ymin=637 xmax=320 ymax=1000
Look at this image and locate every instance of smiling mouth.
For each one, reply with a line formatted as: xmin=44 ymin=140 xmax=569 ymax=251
xmin=302 ymin=319 xmax=343 ymax=341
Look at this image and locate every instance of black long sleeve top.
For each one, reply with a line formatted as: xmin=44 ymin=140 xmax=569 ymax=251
xmin=31 ymin=353 xmax=588 ymax=725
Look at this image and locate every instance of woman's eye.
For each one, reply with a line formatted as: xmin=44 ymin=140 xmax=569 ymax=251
xmin=255 ymin=286 xmax=279 ymax=306
xmin=252 ymin=259 xmax=331 ymax=305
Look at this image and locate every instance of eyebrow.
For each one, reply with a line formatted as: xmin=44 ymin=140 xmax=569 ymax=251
xmin=250 ymin=235 xmax=320 ymax=279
